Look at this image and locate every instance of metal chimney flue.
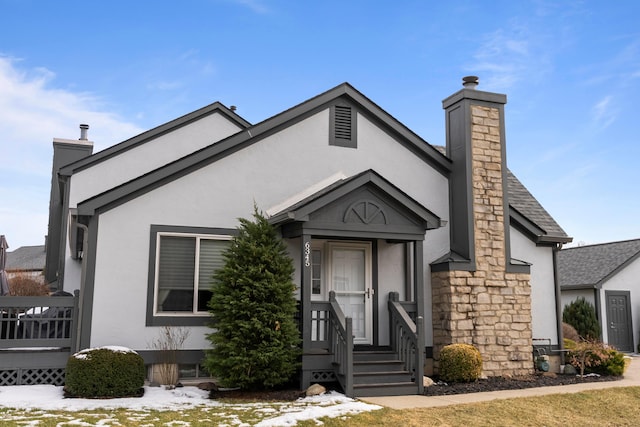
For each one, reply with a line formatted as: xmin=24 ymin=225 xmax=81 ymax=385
xmin=462 ymin=76 xmax=479 ymax=89
xmin=79 ymin=124 xmax=89 ymax=141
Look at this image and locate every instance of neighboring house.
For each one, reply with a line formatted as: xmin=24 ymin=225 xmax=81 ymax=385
xmin=559 ymin=239 xmax=640 ymax=353
xmin=44 ymin=78 xmax=571 ymax=396
xmin=6 ymin=245 xmax=46 ymax=283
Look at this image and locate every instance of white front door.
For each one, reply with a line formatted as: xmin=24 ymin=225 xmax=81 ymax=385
xmin=329 ymin=242 xmax=373 ymax=345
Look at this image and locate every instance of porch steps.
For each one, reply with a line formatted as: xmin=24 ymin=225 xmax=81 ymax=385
xmin=349 ymin=350 xmax=418 ymax=397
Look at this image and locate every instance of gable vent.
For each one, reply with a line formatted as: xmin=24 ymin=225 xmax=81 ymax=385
xmin=330 ymin=103 xmax=357 ymax=148
xmin=334 ymin=105 xmax=352 ymax=140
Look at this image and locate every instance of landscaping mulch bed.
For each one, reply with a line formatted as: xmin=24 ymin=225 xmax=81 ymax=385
xmin=423 ymin=373 xmax=623 ymax=396
xmin=206 ymin=374 xmax=623 ymax=401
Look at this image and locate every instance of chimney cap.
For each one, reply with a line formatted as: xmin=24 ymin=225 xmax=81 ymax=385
xmin=230 ymin=105 xmax=237 ymax=112
xmin=462 ymin=76 xmax=479 ymax=89
xmin=79 ymin=124 xmax=89 ymax=140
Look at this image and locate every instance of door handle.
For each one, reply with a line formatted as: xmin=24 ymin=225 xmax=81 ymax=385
xmin=365 ymin=288 xmax=374 ymax=299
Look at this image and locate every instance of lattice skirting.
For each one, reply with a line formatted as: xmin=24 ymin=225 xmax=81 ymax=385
xmin=0 ymin=368 xmax=66 ymax=386
xmin=310 ymin=370 xmax=336 ymax=382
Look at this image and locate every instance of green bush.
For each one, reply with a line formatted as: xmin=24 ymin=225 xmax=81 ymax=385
xmin=566 ymin=341 xmax=626 ymax=377
xmin=438 ymin=343 xmax=483 ymax=382
xmin=65 ymin=347 xmax=145 ymax=398
xmin=585 ymin=347 xmax=627 ymax=376
xmin=562 ymin=297 xmax=601 ymax=340
xmin=204 ymin=207 xmax=300 ymax=390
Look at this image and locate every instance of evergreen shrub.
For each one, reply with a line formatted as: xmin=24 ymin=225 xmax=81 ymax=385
xmin=65 ymin=347 xmax=145 ymax=398
xmin=438 ymin=343 xmax=483 ymax=382
xmin=583 ymin=346 xmax=627 ymax=376
xmin=562 ymin=297 xmax=601 ymax=340
xmin=204 ymin=207 xmax=300 ymax=390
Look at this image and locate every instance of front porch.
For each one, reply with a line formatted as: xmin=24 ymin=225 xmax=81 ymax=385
xmin=268 ymin=170 xmax=441 ymax=397
xmin=302 ymin=291 xmax=424 ymax=397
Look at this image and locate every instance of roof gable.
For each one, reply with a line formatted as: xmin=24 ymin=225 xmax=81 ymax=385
xmin=77 ymin=83 xmax=451 ymax=216
xmin=270 ymin=169 xmax=441 ymax=240
xmin=60 ymin=102 xmax=250 ymax=176
xmin=558 ymin=238 xmax=640 ymax=289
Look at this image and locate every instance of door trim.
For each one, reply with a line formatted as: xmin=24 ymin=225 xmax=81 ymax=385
xmin=327 ymin=241 xmax=373 ymax=345
xmin=605 ymin=290 xmax=633 ymax=352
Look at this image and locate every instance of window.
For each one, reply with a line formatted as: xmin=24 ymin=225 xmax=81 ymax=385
xmin=155 ymin=234 xmax=230 ymax=315
xmin=311 ymin=249 xmax=322 ymax=295
xmin=178 ymin=363 xmax=210 ymax=379
xmin=329 ymin=102 xmax=357 ymax=148
xmin=147 ymin=226 xmax=234 ymax=326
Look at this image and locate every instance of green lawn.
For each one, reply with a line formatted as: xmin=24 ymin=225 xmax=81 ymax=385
xmin=1 ymin=387 xmax=639 ymax=426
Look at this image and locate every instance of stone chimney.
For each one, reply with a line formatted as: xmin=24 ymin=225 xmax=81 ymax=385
xmin=44 ymin=126 xmax=94 ymax=287
xmin=431 ymin=77 xmax=533 ymax=377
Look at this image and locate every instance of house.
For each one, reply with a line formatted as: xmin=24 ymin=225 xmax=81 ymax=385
xmin=5 ymin=244 xmax=46 ymax=284
xmin=559 ymin=239 xmax=640 ymax=353
xmin=43 ymin=77 xmax=571 ymax=396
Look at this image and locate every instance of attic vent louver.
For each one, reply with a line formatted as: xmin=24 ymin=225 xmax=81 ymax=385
xmin=334 ymin=105 xmax=352 ymax=140
xmin=330 ymin=103 xmax=357 ymax=148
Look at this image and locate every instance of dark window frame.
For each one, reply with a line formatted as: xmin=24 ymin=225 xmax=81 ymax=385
xmin=146 ymin=225 xmax=236 ymax=326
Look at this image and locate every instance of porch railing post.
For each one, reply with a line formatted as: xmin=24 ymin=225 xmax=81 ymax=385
xmin=416 ymin=315 xmax=425 ymax=394
xmin=70 ymin=290 xmax=80 ymax=353
xmin=345 ymin=317 xmax=353 ymax=397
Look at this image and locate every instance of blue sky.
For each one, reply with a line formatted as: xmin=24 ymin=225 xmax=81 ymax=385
xmin=1 ymin=0 xmax=639 ymax=250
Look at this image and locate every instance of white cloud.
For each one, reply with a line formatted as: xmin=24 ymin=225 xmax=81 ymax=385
xmin=0 ymin=56 xmax=144 ymax=248
xmin=469 ymin=26 xmax=550 ymax=91
xmin=591 ymin=95 xmax=617 ymax=129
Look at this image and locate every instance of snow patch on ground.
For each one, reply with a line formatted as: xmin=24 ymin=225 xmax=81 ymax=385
xmin=0 ymin=385 xmax=382 ymax=425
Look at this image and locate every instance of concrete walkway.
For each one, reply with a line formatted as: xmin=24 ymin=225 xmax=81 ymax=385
xmin=362 ymin=355 xmax=640 ymax=409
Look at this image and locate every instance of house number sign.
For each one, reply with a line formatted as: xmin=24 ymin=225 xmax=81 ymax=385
xmin=304 ymin=242 xmax=311 ymax=267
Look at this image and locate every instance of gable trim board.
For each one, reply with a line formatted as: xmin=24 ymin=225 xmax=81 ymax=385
xmin=269 ymin=169 xmax=442 ymax=240
xmin=59 ymin=102 xmax=250 ymax=177
xmin=76 ymin=83 xmax=452 ymax=217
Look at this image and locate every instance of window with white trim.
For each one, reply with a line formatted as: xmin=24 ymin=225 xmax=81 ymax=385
xmin=154 ymin=233 xmax=231 ymax=316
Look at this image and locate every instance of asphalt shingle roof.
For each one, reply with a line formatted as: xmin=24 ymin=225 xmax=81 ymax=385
xmin=433 ymin=145 xmax=570 ymax=243
xmin=557 ymin=239 xmax=640 ymax=288
xmin=5 ymin=245 xmax=46 ymax=271
xmin=507 ymin=170 xmax=569 ymax=240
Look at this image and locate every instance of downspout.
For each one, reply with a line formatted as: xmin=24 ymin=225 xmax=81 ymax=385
xmin=594 ymin=288 xmax=602 ymax=341
xmin=552 ymin=243 xmax=564 ymax=364
xmin=74 ymin=222 xmax=89 ymax=353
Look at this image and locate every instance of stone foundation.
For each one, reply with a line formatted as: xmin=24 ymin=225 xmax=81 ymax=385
xmin=432 ymin=270 xmax=533 ymax=376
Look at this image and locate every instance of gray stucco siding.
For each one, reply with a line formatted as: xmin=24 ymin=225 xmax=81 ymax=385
xmin=68 ymin=112 xmax=244 ymax=207
xmin=80 ymin=107 xmax=450 ymax=351
xmin=510 ymin=226 xmax=560 ymax=345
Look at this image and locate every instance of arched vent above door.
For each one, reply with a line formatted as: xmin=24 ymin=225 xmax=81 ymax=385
xmin=343 ymin=200 xmax=388 ymax=225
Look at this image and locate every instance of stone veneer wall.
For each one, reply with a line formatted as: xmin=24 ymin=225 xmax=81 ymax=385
xmin=432 ymin=105 xmax=533 ymax=377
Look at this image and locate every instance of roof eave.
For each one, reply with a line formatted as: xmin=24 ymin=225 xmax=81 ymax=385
xmin=60 ymin=102 xmax=250 ymax=177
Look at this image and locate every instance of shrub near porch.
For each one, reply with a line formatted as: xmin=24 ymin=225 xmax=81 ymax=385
xmin=204 ymin=209 xmax=300 ymax=390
